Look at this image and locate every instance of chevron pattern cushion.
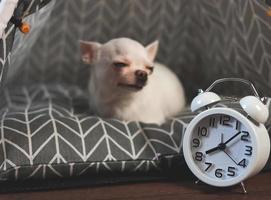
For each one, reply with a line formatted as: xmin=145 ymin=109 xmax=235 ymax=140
xmin=0 ymin=0 xmax=271 ymax=186
xmin=1 ymin=85 xmax=271 ymax=182
xmin=0 ymin=84 xmax=191 ymax=181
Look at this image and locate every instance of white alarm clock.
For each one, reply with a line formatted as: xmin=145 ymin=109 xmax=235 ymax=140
xmin=183 ymin=78 xmax=270 ymax=187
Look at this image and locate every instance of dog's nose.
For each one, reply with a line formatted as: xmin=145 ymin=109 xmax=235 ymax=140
xmin=135 ymin=70 xmax=148 ymax=82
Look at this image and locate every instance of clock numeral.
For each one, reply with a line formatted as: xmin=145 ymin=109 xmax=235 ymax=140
xmin=215 ymin=168 xmax=223 ymax=178
xmin=245 ymin=145 xmax=253 ymax=156
xmin=220 ymin=115 xmax=231 ymax=127
xmin=197 ymin=127 xmax=208 ymax=137
xmin=204 ymin=162 xmax=213 ymax=171
xmin=241 ymin=131 xmax=249 ymax=142
xmin=235 ymin=120 xmax=240 ymax=130
xmin=192 ymin=138 xmax=200 ymax=148
xmin=238 ymin=159 xmax=247 ymax=168
xmin=227 ymin=166 xmax=236 ymax=177
xmin=194 ymin=152 xmax=204 ymax=161
xmin=209 ymin=117 xmax=216 ymax=127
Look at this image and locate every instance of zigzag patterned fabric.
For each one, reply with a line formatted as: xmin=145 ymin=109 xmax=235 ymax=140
xmin=6 ymin=0 xmax=271 ymax=100
xmin=0 ymin=84 xmax=271 ymax=181
xmin=0 ymin=0 xmax=51 ymax=90
xmin=0 ymin=0 xmax=271 ymax=185
xmin=0 ymin=84 xmax=190 ymax=180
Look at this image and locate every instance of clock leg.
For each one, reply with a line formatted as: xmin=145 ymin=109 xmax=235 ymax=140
xmin=195 ymin=179 xmax=200 ymax=184
xmin=240 ymin=181 xmax=248 ymax=194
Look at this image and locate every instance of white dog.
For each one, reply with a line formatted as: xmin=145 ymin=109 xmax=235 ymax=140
xmin=80 ymin=38 xmax=185 ymax=124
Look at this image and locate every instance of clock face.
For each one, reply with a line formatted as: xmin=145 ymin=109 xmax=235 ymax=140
xmin=189 ymin=113 xmax=254 ymax=183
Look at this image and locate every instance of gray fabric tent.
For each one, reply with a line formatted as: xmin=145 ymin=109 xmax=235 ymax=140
xmin=0 ymin=0 xmax=271 ymax=191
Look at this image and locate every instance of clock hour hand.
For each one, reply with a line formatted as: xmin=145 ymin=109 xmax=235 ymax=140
xmin=206 ymin=132 xmax=241 ymax=155
xmin=205 ymin=146 xmax=220 ymax=154
xmin=206 ymin=133 xmax=225 ymax=154
xmin=205 ymin=142 xmax=226 ymax=154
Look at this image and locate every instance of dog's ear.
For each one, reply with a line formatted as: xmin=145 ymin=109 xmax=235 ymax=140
xmin=79 ymin=40 xmax=101 ymax=64
xmin=145 ymin=40 xmax=159 ymax=62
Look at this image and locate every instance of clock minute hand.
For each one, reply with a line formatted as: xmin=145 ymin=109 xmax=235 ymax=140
xmin=205 ymin=132 xmax=241 ymax=155
xmin=224 ymin=131 xmax=241 ymax=145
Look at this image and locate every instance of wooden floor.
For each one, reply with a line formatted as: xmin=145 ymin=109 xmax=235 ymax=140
xmin=0 ymin=172 xmax=271 ymax=200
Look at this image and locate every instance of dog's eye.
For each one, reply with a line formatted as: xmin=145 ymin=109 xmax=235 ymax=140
xmin=113 ymin=62 xmax=128 ymax=68
xmin=146 ymin=66 xmax=154 ymax=73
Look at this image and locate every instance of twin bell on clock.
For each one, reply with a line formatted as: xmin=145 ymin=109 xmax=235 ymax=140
xmin=183 ymin=78 xmax=270 ymax=187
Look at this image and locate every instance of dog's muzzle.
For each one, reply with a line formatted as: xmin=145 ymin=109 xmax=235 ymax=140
xmin=135 ymin=70 xmax=148 ymax=87
xmin=118 ymin=70 xmax=148 ymax=90
xmin=117 ymin=83 xmax=144 ymax=90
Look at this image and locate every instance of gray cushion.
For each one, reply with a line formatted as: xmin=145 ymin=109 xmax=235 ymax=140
xmin=0 ymin=84 xmax=192 ymax=180
xmin=1 ymin=84 xmax=271 ymax=181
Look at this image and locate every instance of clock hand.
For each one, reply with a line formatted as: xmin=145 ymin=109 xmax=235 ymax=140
xmin=206 ymin=143 xmax=226 ymax=154
xmin=206 ymin=133 xmax=226 ymax=154
xmin=224 ymin=131 xmax=241 ymax=145
xmin=206 ymin=146 xmax=220 ymax=154
xmin=222 ymin=150 xmax=238 ymax=165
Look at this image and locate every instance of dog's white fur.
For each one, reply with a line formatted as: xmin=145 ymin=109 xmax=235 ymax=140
xmin=80 ymin=38 xmax=185 ymax=124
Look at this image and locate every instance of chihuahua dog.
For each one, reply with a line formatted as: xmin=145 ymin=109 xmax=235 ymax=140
xmin=80 ymin=38 xmax=185 ymax=124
